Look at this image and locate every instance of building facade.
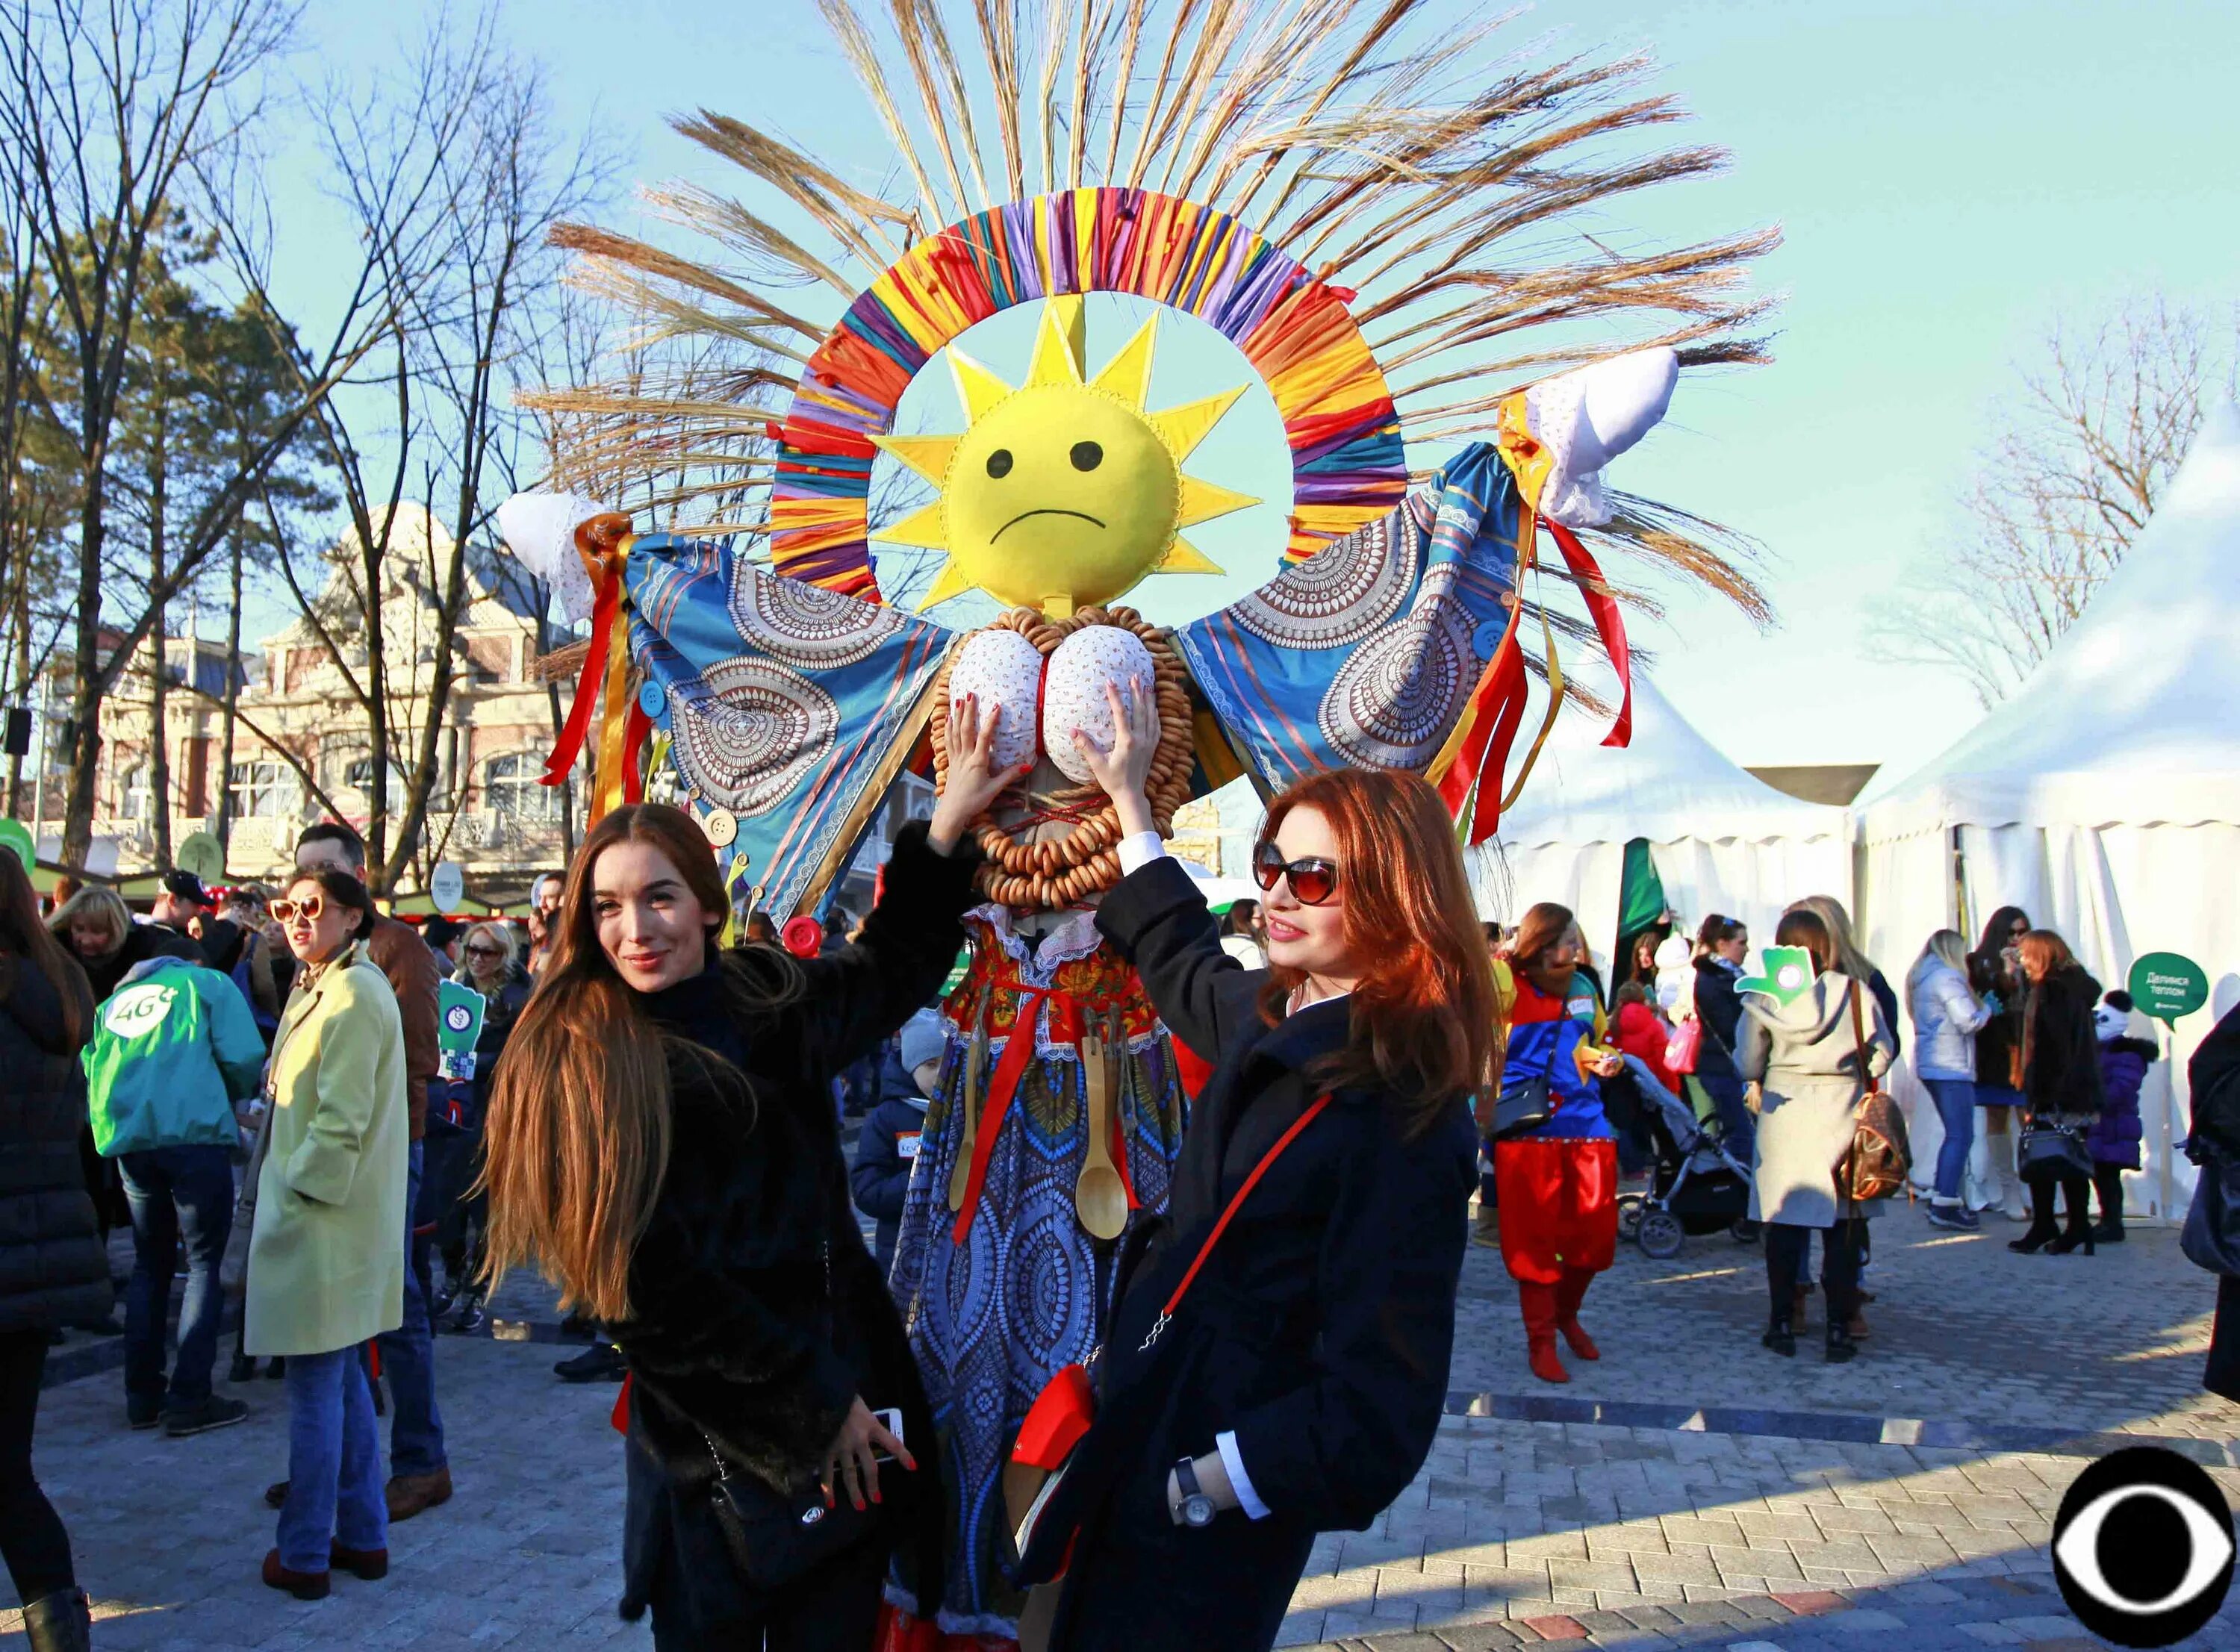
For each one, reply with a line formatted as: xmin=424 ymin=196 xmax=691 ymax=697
xmin=43 ymin=506 xmax=582 ymax=905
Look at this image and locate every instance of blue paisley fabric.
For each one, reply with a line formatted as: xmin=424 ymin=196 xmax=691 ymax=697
xmin=885 ymin=909 xmax=1188 ymax=1638
xmin=1175 ymin=441 xmax=1523 ymax=789
xmin=624 ymin=531 xmax=956 ymax=918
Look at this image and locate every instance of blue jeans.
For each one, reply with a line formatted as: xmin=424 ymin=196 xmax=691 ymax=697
xmin=117 ymin=1144 xmax=235 ymax=1412
xmin=374 ymin=1138 xmax=446 ymax=1477
xmin=278 ymin=1347 xmax=387 ymax=1571
xmin=1923 ymin=1077 xmax=1976 ymax=1202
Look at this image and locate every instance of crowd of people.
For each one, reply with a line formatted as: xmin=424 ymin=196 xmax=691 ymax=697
xmin=2 ymin=731 xmax=2237 ymax=1650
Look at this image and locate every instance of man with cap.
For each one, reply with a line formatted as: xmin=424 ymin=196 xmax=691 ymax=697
xmin=150 ymin=870 xmax=211 ymax=948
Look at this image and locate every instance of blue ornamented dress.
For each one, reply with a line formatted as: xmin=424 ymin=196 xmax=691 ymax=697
xmin=885 ymin=904 xmax=1187 ymax=1641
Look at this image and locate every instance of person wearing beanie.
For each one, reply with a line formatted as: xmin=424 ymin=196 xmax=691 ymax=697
xmin=2086 ymin=990 xmax=2156 ymax=1243
xmin=852 ymin=1010 xmax=948 ymax=1273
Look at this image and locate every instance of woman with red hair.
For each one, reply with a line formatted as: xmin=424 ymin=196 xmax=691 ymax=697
xmin=1492 ymin=903 xmax=1624 ymax=1384
xmin=1036 ymin=688 xmax=1495 ymax=1652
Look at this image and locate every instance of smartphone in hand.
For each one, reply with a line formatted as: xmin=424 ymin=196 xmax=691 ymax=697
xmin=873 ymin=1406 xmax=907 ymax=1465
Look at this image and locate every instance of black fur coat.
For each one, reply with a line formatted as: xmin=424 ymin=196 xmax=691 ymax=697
xmin=612 ymin=820 xmax=978 ymax=1626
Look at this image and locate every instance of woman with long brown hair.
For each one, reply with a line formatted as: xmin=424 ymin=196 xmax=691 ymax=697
xmin=0 ymin=847 xmax=104 ymax=1650
xmin=1030 ymin=690 xmax=1491 ymax=1652
xmin=479 ymin=697 xmax=1015 ymax=1651
xmin=1968 ymin=905 xmax=2034 ymax=1219
xmin=1493 ymin=902 xmax=1625 ymax=1386
xmin=2009 ymin=929 xmax=2104 ymax=1256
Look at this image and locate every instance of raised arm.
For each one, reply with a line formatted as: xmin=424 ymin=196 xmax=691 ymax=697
xmin=1077 ymin=682 xmax=1257 ymax=1062
xmin=788 ymin=693 xmax=1014 ymax=1075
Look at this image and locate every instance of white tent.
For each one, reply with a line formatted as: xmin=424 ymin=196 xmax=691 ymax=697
xmin=1473 ymin=673 xmax=1852 ymax=961
xmin=1858 ymin=402 xmax=2240 ymax=1218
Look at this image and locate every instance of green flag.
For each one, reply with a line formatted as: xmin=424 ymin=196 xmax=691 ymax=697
xmin=1614 ymin=837 xmax=1668 ymax=964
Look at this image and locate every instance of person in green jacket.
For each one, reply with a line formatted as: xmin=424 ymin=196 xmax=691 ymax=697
xmin=84 ymin=952 xmax=266 ymax=1437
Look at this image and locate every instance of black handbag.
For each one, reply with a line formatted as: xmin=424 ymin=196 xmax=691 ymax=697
xmin=703 ymin=1433 xmax=889 ymax=1592
xmin=1491 ymin=1073 xmax=1553 ymax=1139
xmin=2181 ymin=1147 xmax=2240 ymax=1277
xmin=2017 ymin=1120 xmax=2091 ymax=1183
xmin=698 ymin=1233 xmax=899 ymax=1590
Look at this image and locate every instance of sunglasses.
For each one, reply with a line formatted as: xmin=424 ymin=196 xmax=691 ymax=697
xmin=270 ymin=897 xmax=326 ymax=923
xmin=1252 ymin=841 xmax=1340 ymax=906
xmin=464 ymin=944 xmax=505 ymax=959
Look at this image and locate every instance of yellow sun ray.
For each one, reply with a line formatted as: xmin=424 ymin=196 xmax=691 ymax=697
xmin=1156 ymin=537 xmax=1224 ymax=575
xmin=916 ymin=558 xmax=977 ymax=611
xmin=1175 ymin=473 xmax=1257 ymax=529
xmin=1024 ymin=293 xmax=1086 ymax=387
xmin=948 ymin=348 xmax=1013 ymax=422
xmin=879 ymin=499 xmax=949 ymax=549
xmin=1148 ymin=384 xmax=1248 ymax=461
xmin=871 ymin=432 xmax=958 ymax=487
xmin=1088 ymin=315 xmax=1157 ymax=409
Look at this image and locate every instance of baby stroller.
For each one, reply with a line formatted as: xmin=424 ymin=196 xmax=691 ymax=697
xmin=1614 ymin=1067 xmax=1753 ymax=1259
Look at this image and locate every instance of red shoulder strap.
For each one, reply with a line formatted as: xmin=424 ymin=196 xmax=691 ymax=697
xmin=1160 ymin=1094 xmax=1331 ymax=1321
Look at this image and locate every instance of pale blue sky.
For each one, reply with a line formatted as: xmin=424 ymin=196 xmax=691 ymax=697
xmin=268 ymin=0 xmax=2240 ymax=781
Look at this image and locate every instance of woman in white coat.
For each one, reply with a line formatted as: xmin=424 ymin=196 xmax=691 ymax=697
xmin=1906 ymin=931 xmax=1993 ymax=1231
xmin=1740 ymin=908 xmax=1894 ymax=1365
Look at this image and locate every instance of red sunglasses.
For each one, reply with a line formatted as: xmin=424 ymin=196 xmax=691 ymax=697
xmin=1253 ymin=841 xmax=1340 ymax=906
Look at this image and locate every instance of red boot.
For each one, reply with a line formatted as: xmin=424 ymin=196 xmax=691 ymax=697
xmin=1519 ymin=1280 xmax=1569 ymax=1383
xmin=1555 ymin=1265 xmax=1600 ymax=1361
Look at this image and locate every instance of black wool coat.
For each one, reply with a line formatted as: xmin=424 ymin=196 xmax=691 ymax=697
xmin=0 ymin=952 xmax=110 ymax=1335
xmin=1039 ymin=856 xmax=1476 ymax=1652
xmin=2023 ymin=966 xmax=2106 ymax=1127
xmin=613 ymin=821 xmax=978 ymax=1635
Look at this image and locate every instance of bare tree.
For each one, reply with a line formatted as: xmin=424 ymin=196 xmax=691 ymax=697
xmin=248 ymin=14 xmax=609 ymax=891
xmin=0 ymin=0 xmax=458 ymax=866
xmin=1875 ymin=299 xmax=2239 ymax=706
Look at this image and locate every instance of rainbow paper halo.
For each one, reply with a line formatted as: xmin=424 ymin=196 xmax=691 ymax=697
xmin=767 ymin=187 xmax=1407 ymax=602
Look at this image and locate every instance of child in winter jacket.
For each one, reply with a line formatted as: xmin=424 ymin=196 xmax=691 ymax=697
xmin=2087 ymin=989 xmax=2156 ymax=1241
xmin=851 ymin=1010 xmax=948 ymax=1273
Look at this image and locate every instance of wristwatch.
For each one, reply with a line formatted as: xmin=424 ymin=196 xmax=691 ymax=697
xmin=1172 ymin=1456 xmax=1216 ymax=1528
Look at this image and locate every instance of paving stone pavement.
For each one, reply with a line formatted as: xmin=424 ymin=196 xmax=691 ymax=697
xmin=6 ymin=1209 xmax=2236 ymax=1648
xmin=1449 ymin=1206 xmax=2240 ymax=1443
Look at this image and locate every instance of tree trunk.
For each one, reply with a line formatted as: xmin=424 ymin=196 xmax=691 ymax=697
xmin=6 ymin=587 xmax=26 ymax=819
xmin=363 ymin=540 xmax=388 ymax=888
xmin=149 ymin=398 xmax=174 ymax=872
xmin=60 ymin=467 xmax=107 ymax=867
xmin=215 ymin=529 xmax=244 ymax=854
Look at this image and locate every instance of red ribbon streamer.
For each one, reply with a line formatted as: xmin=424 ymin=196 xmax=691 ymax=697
xmin=1544 ymin=520 xmax=1633 ymax=749
xmin=622 ymin=699 xmax=652 ymax=805
xmin=1434 ymin=601 xmax=1528 ymax=842
xmin=1469 ymin=632 xmax=1532 ymax=844
xmin=543 ymin=565 xmax=620 ymax=787
xmin=610 ymin=1370 xmax=632 ymax=1434
xmin=952 ymin=988 xmax=1085 ymax=1243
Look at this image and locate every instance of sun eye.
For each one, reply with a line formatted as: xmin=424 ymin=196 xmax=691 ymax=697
xmin=1070 ymin=440 xmax=1102 ymax=472
xmin=985 ymin=449 xmax=1012 ymax=479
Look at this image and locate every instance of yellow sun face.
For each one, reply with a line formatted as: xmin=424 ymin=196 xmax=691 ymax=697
xmin=873 ymin=295 xmax=1257 ymax=616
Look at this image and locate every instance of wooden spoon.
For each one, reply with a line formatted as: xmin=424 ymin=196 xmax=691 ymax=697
xmin=947 ymin=991 xmax=992 ymax=1213
xmin=1074 ymin=1023 xmax=1128 ymax=1240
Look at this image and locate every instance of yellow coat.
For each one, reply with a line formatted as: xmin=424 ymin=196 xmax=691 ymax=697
xmin=243 ymin=944 xmax=408 ymax=1356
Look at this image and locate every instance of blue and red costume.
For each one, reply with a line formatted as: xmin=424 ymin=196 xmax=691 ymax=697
xmin=1493 ymin=966 xmax=1618 ymax=1380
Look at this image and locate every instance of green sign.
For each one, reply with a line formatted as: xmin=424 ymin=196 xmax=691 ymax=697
xmin=2127 ymin=951 xmax=2209 ymax=1024
xmin=175 ymin=830 xmax=225 ymax=884
xmin=0 ymin=817 xmax=31 ymax=867
xmin=1737 ymin=945 xmax=1817 ymax=1007
xmin=437 ymin=979 xmax=487 ymax=1053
